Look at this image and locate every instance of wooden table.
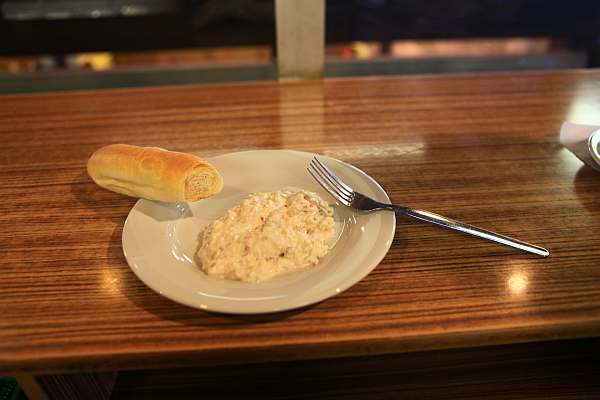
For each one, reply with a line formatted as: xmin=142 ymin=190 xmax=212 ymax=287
xmin=2 ymin=70 xmax=600 ymax=398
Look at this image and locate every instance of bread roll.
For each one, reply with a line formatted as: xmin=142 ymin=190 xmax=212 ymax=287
xmin=87 ymin=144 xmax=223 ymax=202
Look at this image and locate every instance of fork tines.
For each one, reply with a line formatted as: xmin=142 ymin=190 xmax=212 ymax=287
xmin=308 ymin=157 xmax=353 ymax=205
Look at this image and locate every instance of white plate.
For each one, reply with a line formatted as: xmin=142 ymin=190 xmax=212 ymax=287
xmin=122 ymin=150 xmax=396 ymax=314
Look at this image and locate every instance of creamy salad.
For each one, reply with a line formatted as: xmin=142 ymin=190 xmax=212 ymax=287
xmin=197 ymin=190 xmax=335 ymax=282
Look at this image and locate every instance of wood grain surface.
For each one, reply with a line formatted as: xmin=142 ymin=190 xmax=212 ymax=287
xmin=1 ymin=70 xmax=600 ymax=374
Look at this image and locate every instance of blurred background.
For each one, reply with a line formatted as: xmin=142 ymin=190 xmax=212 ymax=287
xmin=1 ymin=0 xmax=599 ymax=93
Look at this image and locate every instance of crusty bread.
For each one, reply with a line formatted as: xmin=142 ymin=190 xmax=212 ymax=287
xmin=87 ymin=144 xmax=223 ymax=202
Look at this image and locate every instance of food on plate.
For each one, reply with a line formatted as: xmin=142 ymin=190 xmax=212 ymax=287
xmin=197 ymin=190 xmax=335 ymax=283
xmin=87 ymin=144 xmax=223 ymax=202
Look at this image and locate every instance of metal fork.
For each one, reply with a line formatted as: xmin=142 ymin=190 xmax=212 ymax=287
xmin=308 ymin=157 xmax=549 ymax=257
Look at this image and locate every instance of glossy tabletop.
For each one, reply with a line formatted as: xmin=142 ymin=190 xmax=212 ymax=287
xmin=1 ymin=70 xmax=600 ymax=374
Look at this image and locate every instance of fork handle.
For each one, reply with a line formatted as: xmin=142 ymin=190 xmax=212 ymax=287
xmin=393 ymin=206 xmax=549 ymax=257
